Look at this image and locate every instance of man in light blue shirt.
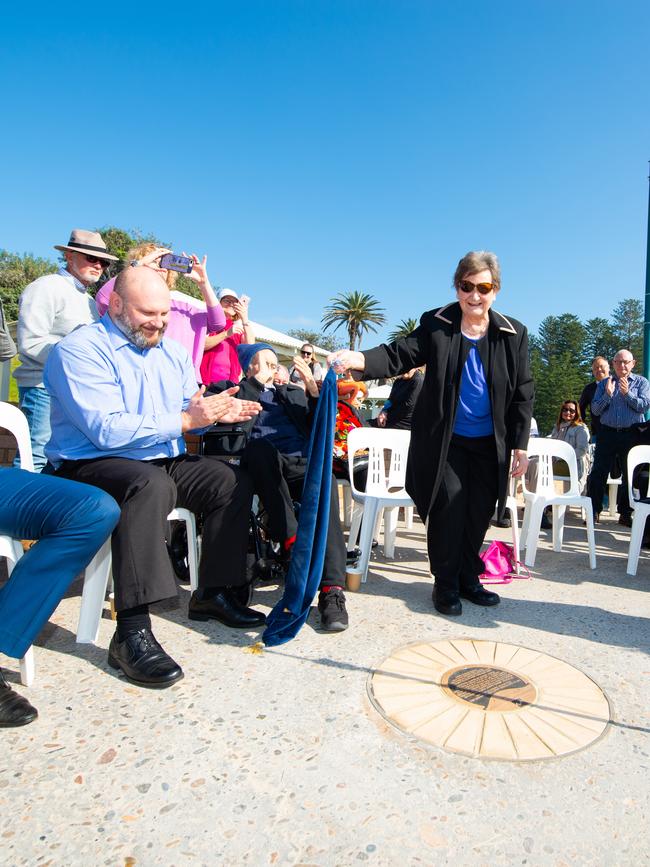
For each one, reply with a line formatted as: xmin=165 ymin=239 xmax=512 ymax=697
xmin=588 ymin=348 xmax=650 ymax=524
xmin=44 ymin=266 xmax=264 ymax=689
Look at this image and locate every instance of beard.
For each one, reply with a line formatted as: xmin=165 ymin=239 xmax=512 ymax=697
xmin=114 ymin=310 xmax=166 ymax=349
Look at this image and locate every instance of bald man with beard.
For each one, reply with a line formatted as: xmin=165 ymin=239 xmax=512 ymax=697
xmin=44 ymin=266 xmax=264 ymax=689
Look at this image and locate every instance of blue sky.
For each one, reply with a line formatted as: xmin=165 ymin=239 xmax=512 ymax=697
xmin=2 ymin=1 xmax=649 ymax=346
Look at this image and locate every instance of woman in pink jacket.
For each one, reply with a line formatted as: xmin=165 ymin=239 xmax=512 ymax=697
xmin=95 ymin=244 xmax=226 ymax=383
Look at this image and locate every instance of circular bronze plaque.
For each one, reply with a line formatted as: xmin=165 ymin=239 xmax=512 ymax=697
xmin=368 ymin=639 xmax=610 ymax=760
xmin=442 ymin=664 xmax=537 ymax=712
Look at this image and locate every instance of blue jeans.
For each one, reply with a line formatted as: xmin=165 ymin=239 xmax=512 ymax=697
xmin=15 ymin=386 xmax=51 ymax=471
xmin=0 ymin=469 xmax=120 ymax=658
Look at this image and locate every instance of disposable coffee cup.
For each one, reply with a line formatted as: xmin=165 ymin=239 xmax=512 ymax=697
xmin=346 ymin=569 xmax=362 ymax=592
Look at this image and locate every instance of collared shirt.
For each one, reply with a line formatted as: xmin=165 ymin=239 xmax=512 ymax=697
xmin=591 ymin=373 xmax=650 ymax=429
xmin=44 ymin=313 xmax=198 ymax=467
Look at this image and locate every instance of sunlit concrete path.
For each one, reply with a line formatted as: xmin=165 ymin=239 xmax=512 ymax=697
xmin=1 ymin=509 xmax=648 ymax=866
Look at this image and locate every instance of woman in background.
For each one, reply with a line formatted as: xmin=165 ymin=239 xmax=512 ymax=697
xmin=200 ymin=288 xmax=255 ymax=385
xmin=95 ymin=244 xmax=226 ymax=382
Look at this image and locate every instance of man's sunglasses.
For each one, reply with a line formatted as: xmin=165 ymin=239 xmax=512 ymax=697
xmin=83 ymin=254 xmax=110 ymax=268
xmin=458 ymin=280 xmax=495 ymax=295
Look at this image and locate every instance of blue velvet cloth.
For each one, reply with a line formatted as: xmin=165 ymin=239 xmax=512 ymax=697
xmin=262 ymin=368 xmax=337 ymax=646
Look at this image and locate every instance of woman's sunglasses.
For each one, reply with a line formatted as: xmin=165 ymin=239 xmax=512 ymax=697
xmin=458 ymin=280 xmax=495 ymax=295
xmin=561 ymin=406 xmax=577 ymax=414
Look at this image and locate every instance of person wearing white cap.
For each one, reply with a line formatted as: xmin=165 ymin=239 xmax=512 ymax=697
xmin=14 ymin=229 xmax=118 ymax=470
xmin=200 ymin=288 xmax=255 ymax=385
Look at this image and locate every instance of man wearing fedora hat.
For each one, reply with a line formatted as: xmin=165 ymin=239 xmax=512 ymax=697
xmin=14 ymin=229 xmax=118 ymax=470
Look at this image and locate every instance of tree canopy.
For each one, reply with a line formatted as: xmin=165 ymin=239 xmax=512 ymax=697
xmin=529 ymin=299 xmax=644 ymax=435
xmin=321 ymin=291 xmax=387 ymax=350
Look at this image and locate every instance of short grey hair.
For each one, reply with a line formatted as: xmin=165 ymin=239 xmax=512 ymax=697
xmin=453 ymin=250 xmax=501 ymax=292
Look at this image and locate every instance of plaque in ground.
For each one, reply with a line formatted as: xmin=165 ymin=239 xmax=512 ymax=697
xmin=368 ymin=638 xmax=610 ymax=761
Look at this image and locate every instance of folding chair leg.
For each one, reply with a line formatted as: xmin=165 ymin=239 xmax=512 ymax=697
xmin=358 ymin=500 xmax=380 ymax=582
xmin=553 ymin=505 xmax=567 ymax=552
xmin=347 ymin=503 xmax=363 ymax=552
xmin=19 ymin=647 xmax=35 ymax=688
xmin=524 ymin=501 xmax=545 ymax=567
xmin=626 ymin=513 xmax=645 ymax=576
xmin=383 ymin=507 xmax=398 ymax=559
xmin=77 ymin=539 xmax=112 ymax=645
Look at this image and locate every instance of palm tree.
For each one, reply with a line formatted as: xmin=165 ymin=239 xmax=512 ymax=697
xmin=321 ymin=291 xmax=387 ymax=350
xmin=388 ymin=317 xmax=419 ymax=342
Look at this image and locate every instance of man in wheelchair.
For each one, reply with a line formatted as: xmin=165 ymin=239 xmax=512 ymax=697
xmin=205 ymin=343 xmax=349 ymax=632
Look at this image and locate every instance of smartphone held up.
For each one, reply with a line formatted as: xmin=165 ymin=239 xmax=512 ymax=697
xmin=159 ymin=253 xmax=193 ymax=274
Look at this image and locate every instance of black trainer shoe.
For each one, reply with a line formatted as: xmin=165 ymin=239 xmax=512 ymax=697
xmin=317 ymin=587 xmax=349 ymax=632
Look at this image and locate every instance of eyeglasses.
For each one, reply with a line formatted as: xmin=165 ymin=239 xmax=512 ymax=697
xmin=458 ymin=280 xmax=495 ymax=295
xmin=562 ymin=406 xmax=577 ymax=414
xmin=83 ymin=254 xmax=109 ymax=268
xmin=301 ymin=350 xmax=313 ymax=357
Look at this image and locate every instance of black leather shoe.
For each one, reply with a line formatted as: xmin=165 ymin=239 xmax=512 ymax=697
xmin=459 ymin=584 xmax=501 ymax=606
xmin=432 ymin=589 xmax=462 ymax=616
xmin=0 ymin=670 xmax=38 ymax=727
xmin=108 ymin=629 xmax=184 ymax=689
xmin=618 ymin=514 xmax=633 ymax=528
xmin=188 ymin=589 xmax=266 ymax=628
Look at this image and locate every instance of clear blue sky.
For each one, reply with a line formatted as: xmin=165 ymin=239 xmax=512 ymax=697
xmin=2 ymin=1 xmax=649 ymax=346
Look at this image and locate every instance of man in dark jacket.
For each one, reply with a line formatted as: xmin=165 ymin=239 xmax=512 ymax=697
xmin=207 ymin=343 xmax=349 ymax=632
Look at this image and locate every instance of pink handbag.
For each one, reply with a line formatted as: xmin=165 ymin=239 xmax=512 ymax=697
xmin=479 ymin=541 xmax=530 ymax=584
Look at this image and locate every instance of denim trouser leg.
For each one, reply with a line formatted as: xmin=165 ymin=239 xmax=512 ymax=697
xmin=0 ymin=469 xmax=120 ymax=658
xmin=15 ymin=386 xmax=51 ymax=472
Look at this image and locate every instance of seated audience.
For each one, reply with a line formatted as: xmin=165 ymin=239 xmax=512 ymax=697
xmin=95 ymin=244 xmax=226 ymax=383
xmin=273 ymin=363 xmax=290 ymax=386
xmin=14 ymin=229 xmax=116 ymax=470
xmin=0 ymin=469 xmax=119 ymax=726
xmin=208 ymin=343 xmax=349 ymax=632
xmin=289 ymin=344 xmax=323 ymax=385
xmin=200 ymin=289 xmax=255 ymax=386
xmin=588 ymin=349 xmax=650 ymax=525
xmin=374 ymin=367 xmax=424 ymax=429
xmin=43 ymin=266 xmax=263 ymax=690
xmin=579 ymin=356 xmax=610 ymax=441
xmin=549 ymin=399 xmax=590 ymax=491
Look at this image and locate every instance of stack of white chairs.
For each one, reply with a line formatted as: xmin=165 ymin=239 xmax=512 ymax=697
xmin=520 ymin=437 xmax=596 ymax=569
xmin=346 ymin=427 xmax=415 ymax=582
xmin=0 ymin=402 xmax=35 ymax=686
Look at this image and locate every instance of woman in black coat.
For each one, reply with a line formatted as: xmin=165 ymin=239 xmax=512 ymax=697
xmin=329 ymin=251 xmax=533 ymax=616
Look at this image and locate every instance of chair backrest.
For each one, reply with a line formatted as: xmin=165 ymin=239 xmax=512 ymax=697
xmin=0 ymin=401 xmax=34 ymax=472
xmin=626 ymin=444 xmax=650 ymax=510
xmin=521 ymin=436 xmax=579 ymax=497
xmin=347 ymin=427 xmax=411 ymax=496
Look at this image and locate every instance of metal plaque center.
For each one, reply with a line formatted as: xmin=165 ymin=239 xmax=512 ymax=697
xmin=442 ymin=664 xmax=537 ymax=712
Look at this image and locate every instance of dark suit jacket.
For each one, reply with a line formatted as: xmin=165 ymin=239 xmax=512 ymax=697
xmin=360 ymin=302 xmax=534 ymax=519
xmin=205 ymin=377 xmax=317 ymax=455
xmin=579 ymin=380 xmax=599 ymax=435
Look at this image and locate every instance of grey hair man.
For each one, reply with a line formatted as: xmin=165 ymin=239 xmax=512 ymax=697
xmin=588 ymin=349 xmax=650 ymax=524
xmin=14 ymin=229 xmax=118 ymax=470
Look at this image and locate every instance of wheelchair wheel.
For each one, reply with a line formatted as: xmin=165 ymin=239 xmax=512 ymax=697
xmin=168 ymin=521 xmax=191 ymax=584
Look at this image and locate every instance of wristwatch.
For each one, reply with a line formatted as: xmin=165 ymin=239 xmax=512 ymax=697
xmin=129 ymin=260 xmax=141 ymax=268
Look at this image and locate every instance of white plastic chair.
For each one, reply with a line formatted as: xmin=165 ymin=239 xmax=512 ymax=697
xmin=76 ymin=507 xmax=199 ymax=644
xmin=0 ymin=401 xmax=35 ymax=686
xmin=336 ymin=477 xmax=353 ymax=528
xmin=346 ymin=427 xmax=414 ymax=582
xmin=626 ymin=445 xmax=650 ymax=576
xmin=520 ymin=438 xmax=596 ymax=569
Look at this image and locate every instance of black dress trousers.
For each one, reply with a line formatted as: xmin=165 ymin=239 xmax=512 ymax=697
xmin=244 ymin=438 xmax=347 ymax=587
xmin=55 ymin=454 xmax=253 ymax=611
xmin=426 ymin=434 xmax=499 ymax=594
